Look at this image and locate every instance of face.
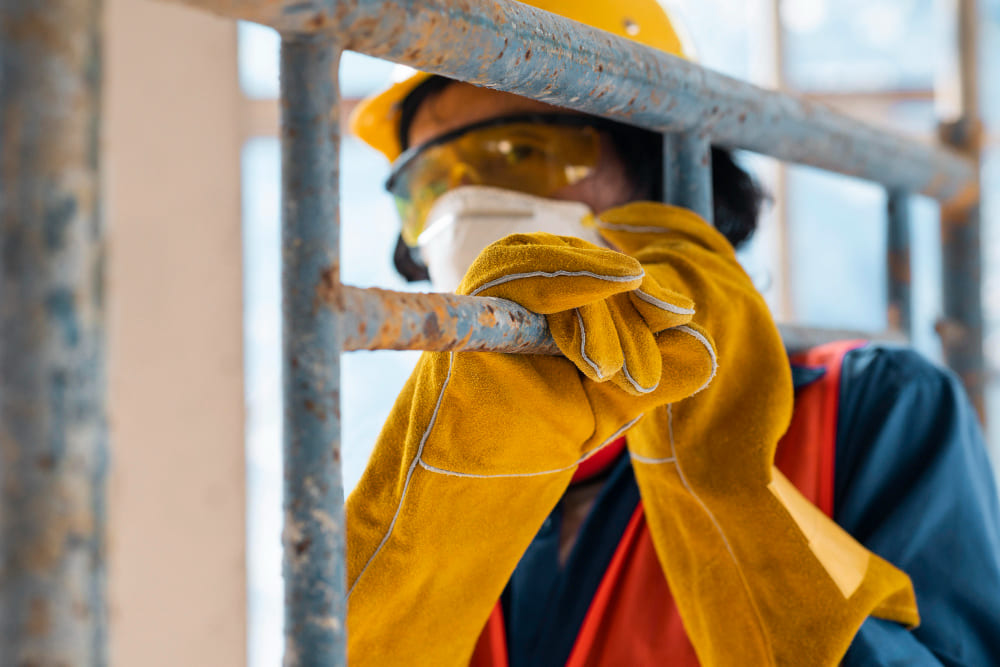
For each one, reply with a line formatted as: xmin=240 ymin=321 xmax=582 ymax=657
xmin=407 ymin=82 xmax=638 ymax=214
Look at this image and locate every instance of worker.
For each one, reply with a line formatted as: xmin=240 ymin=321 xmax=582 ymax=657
xmin=344 ymin=1 xmax=1000 ymax=665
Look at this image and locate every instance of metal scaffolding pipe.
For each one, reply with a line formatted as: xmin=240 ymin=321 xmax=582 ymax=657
xmin=335 ymin=286 xmax=904 ymax=357
xmin=664 ymin=132 xmax=714 ymax=223
xmin=280 ymin=36 xmax=347 ymax=665
xmin=338 ymin=286 xmax=560 ymax=355
xmin=166 ymin=0 xmax=975 ymax=204
xmin=887 ymin=191 xmax=913 ymax=337
xmin=0 ymin=0 xmax=108 ymax=663
xmin=937 ymin=0 xmax=985 ymax=417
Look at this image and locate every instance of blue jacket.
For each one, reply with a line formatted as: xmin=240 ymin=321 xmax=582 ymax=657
xmin=502 ymin=345 xmax=1000 ymax=666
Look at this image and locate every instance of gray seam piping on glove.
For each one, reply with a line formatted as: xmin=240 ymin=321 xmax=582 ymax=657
xmin=416 ymin=413 xmax=644 ymax=479
xmin=469 ymin=268 xmax=645 ymax=297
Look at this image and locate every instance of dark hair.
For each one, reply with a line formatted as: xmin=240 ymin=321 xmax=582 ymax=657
xmin=392 ymin=76 xmax=766 ymax=281
xmin=607 ymin=124 xmax=766 ymax=250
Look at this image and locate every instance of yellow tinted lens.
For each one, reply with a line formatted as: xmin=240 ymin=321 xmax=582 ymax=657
xmin=390 ymin=122 xmax=600 ymax=245
xmin=468 ymin=124 xmax=600 ymax=194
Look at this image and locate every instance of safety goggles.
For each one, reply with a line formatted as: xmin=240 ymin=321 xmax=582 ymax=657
xmin=386 ymin=113 xmax=620 ymax=246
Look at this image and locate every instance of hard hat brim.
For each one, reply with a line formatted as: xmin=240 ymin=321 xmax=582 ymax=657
xmin=349 ymin=72 xmax=434 ymax=163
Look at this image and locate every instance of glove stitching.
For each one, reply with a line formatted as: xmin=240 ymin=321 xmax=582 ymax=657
xmin=575 ymin=309 xmax=658 ymax=394
xmin=661 ymin=404 xmax=774 ymax=662
xmin=575 ymin=308 xmax=607 ymax=381
xmin=597 ymin=222 xmax=675 ymax=234
xmin=417 ymin=414 xmax=644 ymax=479
xmin=596 ymin=206 xmax=707 ymax=233
xmin=675 ymin=325 xmax=718 ymax=395
xmin=634 ymin=288 xmax=696 ymax=315
xmin=621 ymin=359 xmax=659 ymax=394
xmin=468 ymin=269 xmax=645 ymax=297
xmin=629 ymin=451 xmax=677 ymax=465
xmin=347 ymin=350 xmax=457 ymax=599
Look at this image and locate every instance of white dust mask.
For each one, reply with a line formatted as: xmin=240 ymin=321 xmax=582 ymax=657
xmin=417 ymin=185 xmax=602 ymax=293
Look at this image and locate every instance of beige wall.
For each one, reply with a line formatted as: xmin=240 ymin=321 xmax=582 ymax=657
xmin=104 ymin=0 xmax=246 ymax=664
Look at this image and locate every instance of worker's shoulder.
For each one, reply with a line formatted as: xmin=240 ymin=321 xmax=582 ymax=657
xmin=840 ymin=343 xmax=968 ymax=428
xmin=841 ymin=342 xmax=958 ymax=396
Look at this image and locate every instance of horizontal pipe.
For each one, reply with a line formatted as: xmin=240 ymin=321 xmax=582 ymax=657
xmin=338 ymin=286 xmax=561 ymax=355
xmin=167 ymin=0 xmax=975 ymax=204
xmin=337 ymin=286 xmax=904 ymax=356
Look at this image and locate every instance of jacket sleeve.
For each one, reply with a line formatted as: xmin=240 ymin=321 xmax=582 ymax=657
xmin=835 ymin=346 xmax=1000 ymax=666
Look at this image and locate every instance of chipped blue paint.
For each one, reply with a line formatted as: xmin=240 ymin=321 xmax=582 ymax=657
xmin=0 ymin=0 xmax=108 ymax=663
xmin=337 ymin=285 xmax=560 ymax=355
xmin=280 ymin=35 xmax=347 ymax=666
xmin=46 ymin=290 xmax=82 ymax=347
xmin=44 ymin=196 xmax=78 ymax=251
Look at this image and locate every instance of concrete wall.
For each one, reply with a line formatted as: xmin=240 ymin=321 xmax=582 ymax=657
xmin=104 ymin=0 xmax=246 ymax=664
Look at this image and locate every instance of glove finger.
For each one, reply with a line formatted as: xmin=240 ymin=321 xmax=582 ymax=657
xmin=458 ymin=232 xmax=644 ymax=314
xmin=629 ymin=275 xmax=695 ymax=333
xmin=548 ymin=303 xmax=624 ymax=383
xmin=605 ymin=294 xmax=662 ymax=396
xmin=652 ymin=323 xmax=718 ymax=403
xmin=579 ymin=322 xmax=718 ymax=453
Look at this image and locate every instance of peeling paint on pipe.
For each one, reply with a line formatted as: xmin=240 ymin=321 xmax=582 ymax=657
xmin=163 ymin=0 xmax=975 ymax=205
xmin=280 ymin=35 xmax=347 ymax=666
xmin=334 ymin=285 xmax=904 ymax=358
xmin=337 ymin=286 xmax=560 ymax=355
xmin=0 ymin=0 xmax=108 ymax=663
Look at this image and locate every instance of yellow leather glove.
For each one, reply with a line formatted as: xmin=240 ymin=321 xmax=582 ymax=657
xmin=459 ymin=232 xmax=718 ymax=423
xmin=347 ymin=231 xmax=715 ymax=666
xmin=595 ymin=203 xmax=919 ymax=666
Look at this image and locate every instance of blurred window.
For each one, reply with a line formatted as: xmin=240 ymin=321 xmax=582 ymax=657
xmin=782 ymin=0 xmax=938 ymax=92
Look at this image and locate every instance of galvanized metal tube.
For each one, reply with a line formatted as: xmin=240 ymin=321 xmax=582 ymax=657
xmin=936 ymin=0 xmax=985 ymax=417
xmin=338 ymin=286 xmax=560 ymax=355
xmin=280 ymin=36 xmax=346 ymax=665
xmin=0 ymin=0 xmax=108 ymax=663
xmin=664 ymin=132 xmax=714 ymax=223
xmin=334 ymin=284 xmax=902 ymax=358
xmin=937 ymin=164 xmax=984 ymax=416
xmin=887 ymin=191 xmax=913 ymax=337
xmin=166 ymin=0 xmax=975 ymax=204
xmin=938 ymin=187 xmax=984 ymax=416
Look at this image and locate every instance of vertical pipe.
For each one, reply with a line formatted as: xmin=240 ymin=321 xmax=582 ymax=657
xmin=939 ymin=177 xmax=984 ymax=416
xmin=748 ymin=0 xmax=794 ymax=320
xmin=887 ymin=191 xmax=914 ymax=338
xmin=0 ymin=0 xmax=107 ymax=663
xmin=936 ymin=0 xmax=985 ymax=417
xmin=663 ymin=131 xmax=714 ymax=223
xmin=280 ymin=36 xmax=346 ymax=665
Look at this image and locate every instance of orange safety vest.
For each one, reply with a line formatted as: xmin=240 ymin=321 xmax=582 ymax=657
xmin=470 ymin=340 xmax=863 ymax=667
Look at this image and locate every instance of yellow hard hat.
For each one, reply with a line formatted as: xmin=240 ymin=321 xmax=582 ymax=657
xmin=350 ymin=0 xmax=692 ymax=162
